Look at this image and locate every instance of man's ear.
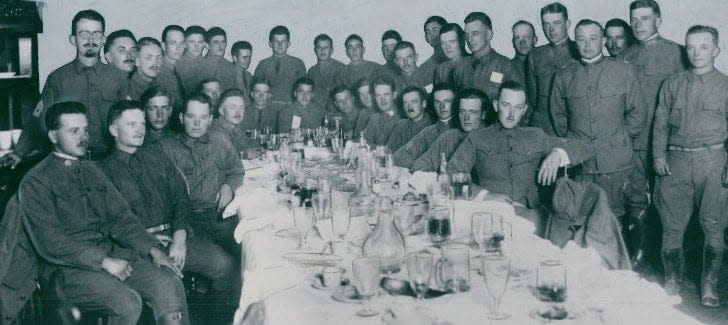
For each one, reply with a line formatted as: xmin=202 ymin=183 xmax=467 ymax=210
xmin=492 ymin=100 xmax=499 ymax=112
xmin=69 ymin=34 xmax=76 ymax=47
xmin=108 ymin=124 xmax=118 ymax=138
xmin=48 ymin=130 xmax=58 ymax=145
xmin=179 ymin=112 xmax=184 ymax=125
xmin=104 ymin=52 xmax=112 ymax=64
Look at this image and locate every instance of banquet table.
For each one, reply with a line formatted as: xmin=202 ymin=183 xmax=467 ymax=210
xmin=226 ymin=158 xmax=705 ymax=325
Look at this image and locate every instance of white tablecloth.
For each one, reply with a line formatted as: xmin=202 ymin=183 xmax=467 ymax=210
xmin=228 ymin=161 xmax=705 ymax=325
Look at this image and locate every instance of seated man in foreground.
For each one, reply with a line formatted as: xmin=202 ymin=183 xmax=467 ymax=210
xmin=19 ymin=101 xmax=188 ymax=324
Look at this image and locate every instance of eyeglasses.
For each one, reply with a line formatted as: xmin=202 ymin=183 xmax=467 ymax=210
xmin=76 ymin=31 xmax=104 ymax=41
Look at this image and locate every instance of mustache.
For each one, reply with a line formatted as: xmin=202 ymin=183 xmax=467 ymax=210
xmin=123 ymin=59 xmax=134 ymax=64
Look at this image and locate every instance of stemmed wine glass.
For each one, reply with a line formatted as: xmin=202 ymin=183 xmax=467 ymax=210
xmin=293 ymin=204 xmax=314 ymax=249
xmin=482 ymin=255 xmax=511 ymax=320
xmin=352 ymin=257 xmax=381 ymax=317
xmin=471 ymin=212 xmax=507 ymax=255
xmin=407 ymin=251 xmax=433 ymax=303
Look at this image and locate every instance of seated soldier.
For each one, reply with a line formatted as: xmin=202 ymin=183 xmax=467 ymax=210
xmin=386 ymin=86 xmax=433 ymax=151
xmin=277 ymin=77 xmax=326 ymax=133
xmin=141 ymin=86 xmax=175 ymax=145
xmin=330 ymin=85 xmax=369 ymax=139
xmin=410 ymin=88 xmax=489 ymax=172
xmin=20 ymin=102 xmax=188 ymax=325
xmin=158 ymin=94 xmax=244 ymax=258
xmin=198 ymin=78 xmax=223 ymax=112
xmin=101 ymin=100 xmax=240 ymax=323
xmin=392 ymin=41 xmax=433 ymax=91
xmin=393 ymin=82 xmax=458 ymax=168
xmin=241 ymin=77 xmax=280 ymax=134
xmin=209 ymin=89 xmax=251 ymax=158
xmin=361 ymin=75 xmax=402 ymax=145
xmin=447 ymin=81 xmax=593 ymax=209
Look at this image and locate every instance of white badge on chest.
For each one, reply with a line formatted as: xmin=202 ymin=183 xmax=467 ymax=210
xmin=292 ymin=115 xmax=301 ymax=129
xmin=490 ymin=71 xmax=503 ymax=84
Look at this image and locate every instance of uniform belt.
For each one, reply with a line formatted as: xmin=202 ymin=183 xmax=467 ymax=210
xmin=667 ymin=144 xmax=724 ymax=152
xmin=145 ymin=223 xmax=170 ymax=233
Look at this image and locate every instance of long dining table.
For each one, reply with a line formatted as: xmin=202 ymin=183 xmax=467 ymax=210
xmin=226 ymin=157 xmax=705 ymax=325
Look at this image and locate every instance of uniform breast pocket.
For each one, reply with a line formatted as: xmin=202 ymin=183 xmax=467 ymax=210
xmin=599 ymin=87 xmax=625 ymax=108
xmin=701 ymin=101 xmax=726 ymax=130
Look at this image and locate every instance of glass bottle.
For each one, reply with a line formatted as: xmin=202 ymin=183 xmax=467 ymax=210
xmin=349 ymin=168 xmax=378 ymax=228
xmin=363 ymin=196 xmax=406 ymax=274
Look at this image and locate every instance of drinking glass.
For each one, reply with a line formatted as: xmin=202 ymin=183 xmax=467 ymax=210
xmin=352 ymin=257 xmax=381 ymax=317
xmin=451 ymin=172 xmax=472 ymax=200
xmin=536 ymin=260 xmax=567 ymax=305
xmin=427 ymin=206 xmax=451 ymax=246
xmin=471 ymin=212 xmax=505 ymax=255
xmin=436 ymin=242 xmax=471 ymax=292
xmin=407 ymin=251 xmax=433 ymax=303
xmin=293 ymin=205 xmax=314 ymax=249
xmin=482 ymin=255 xmax=511 ymax=320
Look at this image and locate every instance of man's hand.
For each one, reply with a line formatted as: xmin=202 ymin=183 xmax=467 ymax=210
xmin=538 ymin=150 xmax=563 ymax=186
xmin=216 ymin=184 xmax=234 ymax=211
xmin=0 ymin=152 xmax=22 ymax=169
xmin=150 ymin=247 xmax=183 ymax=278
xmin=101 ymin=257 xmax=132 ymax=281
xmin=168 ymin=239 xmax=187 ymax=270
xmin=654 ymin=157 xmax=671 ymax=176
xmin=154 ymin=234 xmax=173 ymax=247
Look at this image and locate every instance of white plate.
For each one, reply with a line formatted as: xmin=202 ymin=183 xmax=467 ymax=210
xmin=283 ymin=252 xmax=343 ymax=267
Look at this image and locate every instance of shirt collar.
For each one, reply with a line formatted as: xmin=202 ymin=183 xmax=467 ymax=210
xmin=110 ymin=148 xmax=134 ymax=165
xmin=642 ymin=33 xmax=660 ymax=44
xmin=180 ymin=132 xmax=210 ymax=146
xmin=553 ymin=37 xmax=570 ymax=47
xmin=581 ymin=53 xmax=604 ymax=65
xmin=688 ymin=68 xmax=719 ymax=84
xmin=73 ymin=58 xmax=101 ymax=74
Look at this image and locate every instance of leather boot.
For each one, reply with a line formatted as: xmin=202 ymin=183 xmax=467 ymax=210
xmin=661 ymin=248 xmax=684 ymax=296
xmin=701 ymin=246 xmax=724 ymax=307
xmin=628 ymin=209 xmax=648 ymax=270
xmin=157 ymin=311 xmax=189 ymax=325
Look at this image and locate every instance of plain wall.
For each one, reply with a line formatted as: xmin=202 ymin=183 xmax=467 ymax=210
xmin=36 ymin=0 xmax=728 ymax=86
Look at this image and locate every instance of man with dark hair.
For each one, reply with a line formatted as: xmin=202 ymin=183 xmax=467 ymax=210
xmin=104 ymin=29 xmax=137 ymax=73
xmin=452 ymin=12 xmax=522 ymax=105
xmin=393 ymin=41 xmax=432 ymax=90
xmin=210 ymin=89 xmax=249 ymax=157
xmin=619 ymin=0 xmax=688 ymax=270
xmin=511 ymin=20 xmax=537 ymax=84
xmin=551 ymin=19 xmax=645 ymax=219
xmin=337 ymin=34 xmax=382 ymax=88
xmin=420 ymin=16 xmax=448 ymax=83
xmin=386 ymin=86 xmax=433 ymax=151
xmin=158 ymin=25 xmax=186 ymax=114
xmin=394 ymin=83 xmax=458 ymax=168
xmin=101 ymin=100 xmax=239 ymax=322
xmin=330 ymin=85 xmax=368 ymax=138
xmin=526 ymin=2 xmax=580 ymax=134
xmin=254 ymin=25 xmax=306 ymax=104
xmin=308 ymin=34 xmax=345 ymax=112
xmin=605 ymin=18 xmax=635 ymax=57
xmin=20 ymin=101 xmax=188 ymax=325
xmin=175 ymin=25 xmax=208 ymax=94
xmin=355 ymin=77 xmax=376 ymax=114
xmin=4 ymin=9 xmax=130 ymax=167
xmin=277 ymin=77 xmax=325 ymax=133
xmin=129 ymin=37 xmax=163 ymax=100
xmin=198 ymin=78 xmax=223 ymax=110
xmin=141 ymin=86 xmax=175 ymax=145
xmin=361 ymin=75 xmax=401 ymax=145
xmin=434 ymin=23 xmax=466 ymax=84
xmin=203 ymin=26 xmax=236 ymax=91
xmin=652 ymin=25 xmax=727 ymax=307
xmin=231 ymin=40 xmax=254 ymax=100
xmin=411 ymin=88 xmax=489 ymax=172
xmin=380 ymin=30 xmax=403 ymax=75
xmin=241 ymin=77 xmax=280 ymax=133
xmin=158 ymin=95 xmax=244 ymax=258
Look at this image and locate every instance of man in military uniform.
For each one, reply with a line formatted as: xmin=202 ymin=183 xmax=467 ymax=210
xmin=393 ymin=42 xmax=432 ymax=91
xmin=231 ymin=41 xmax=254 ymax=101
xmin=254 ymin=25 xmax=306 ymax=104
xmin=4 ymin=10 xmax=130 ymax=167
xmin=141 ymin=86 xmax=175 ymax=146
xmin=307 ymin=34 xmax=345 ymax=112
xmin=330 ymin=85 xmax=368 ymax=139
xmin=159 ymin=25 xmax=186 ymax=113
xmin=361 ymin=75 xmax=402 ymax=145
xmin=20 ymin=102 xmax=187 ymax=325
xmin=198 ymin=78 xmax=223 ymax=110
xmin=618 ymin=0 xmax=688 ymax=269
xmin=452 ymin=12 xmax=522 ymax=103
xmin=526 ymin=2 xmax=580 ymax=134
xmin=411 ymin=88 xmax=489 ymax=172
xmin=104 ymin=29 xmax=137 ymax=74
xmin=337 ymin=35 xmax=382 ymax=89
xmin=102 ymin=100 xmax=239 ymax=323
xmin=511 ymin=20 xmax=537 ymax=86
xmin=604 ymin=18 xmax=635 ymax=57
xmin=652 ymin=25 xmax=728 ymax=307
xmin=129 ymin=38 xmax=164 ymax=101
xmin=379 ymin=30 xmax=403 ymax=77
xmin=241 ymin=77 xmax=280 ymax=134
xmin=202 ymin=27 xmax=236 ymax=91
xmin=434 ymin=23 xmax=466 ymax=85
xmin=277 ymin=77 xmax=326 ymax=133
xmin=175 ymin=25 xmax=207 ymax=95
xmin=386 ymin=86 xmax=433 ymax=151
xmin=394 ymin=83 xmax=457 ymax=169
xmin=550 ymin=19 xmax=645 ymax=218
xmin=209 ymin=89 xmax=249 ymax=156
xmin=420 ymin=16 xmax=448 ymax=83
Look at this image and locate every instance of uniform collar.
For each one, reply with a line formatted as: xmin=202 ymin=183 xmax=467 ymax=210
xmin=132 ymin=70 xmax=152 ymax=85
xmin=642 ymin=33 xmax=660 ymax=44
xmin=687 ymin=68 xmax=719 ymax=84
xmin=552 ymin=37 xmax=570 ymax=47
xmin=109 ymin=148 xmax=134 ymax=165
xmin=73 ymin=58 xmax=101 ymax=74
xmin=180 ymin=132 xmax=211 ymax=146
xmin=52 ymin=151 xmax=81 ymax=167
xmin=581 ymin=53 xmax=604 ymax=65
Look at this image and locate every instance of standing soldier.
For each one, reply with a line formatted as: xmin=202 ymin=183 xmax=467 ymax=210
xmin=254 ymin=25 xmax=306 ymax=105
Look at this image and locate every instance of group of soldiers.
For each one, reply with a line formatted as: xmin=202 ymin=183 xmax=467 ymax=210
xmin=1 ymin=0 xmax=726 ymax=324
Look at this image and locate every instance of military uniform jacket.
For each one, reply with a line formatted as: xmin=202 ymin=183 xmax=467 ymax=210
xmin=335 ymin=60 xmax=382 ymax=89
xmin=393 ymin=120 xmax=452 ymax=169
xmin=129 ymin=71 xmax=152 ymax=101
xmin=393 ymin=67 xmax=433 ymax=92
xmin=202 ymin=55 xmax=237 ymax=91
xmin=254 ymin=54 xmax=306 ymax=103
xmin=452 ymin=49 xmax=523 ymax=102
xmin=619 ymin=35 xmax=687 ymax=150
xmin=385 ymin=116 xmax=433 ymax=151
xmin=411 ymin=128 xmax=467 ymax=172
xmin=241 ymin=104 xmax=280 ymax=134
xmin=434 ymin=60 xmax=458 ymax=85
xmin=209 ymin=118 xmax=247 ymax=153
xmin=653 ymin=69 xmax=728 ymax=160
xmin=308 ymin=59 xmax=345 ymax=111
xmin=277 ymin=102 xmax=326 ymax=133
xmin=362 ymin=111 xmax=402 ymax=146
xmin=174 ymin=54 xmax=205 ymax=95
xmin=447 ymin=125 xmax=593 ymax=207
xmin=550 ymin=56 xmax=646 ymax=174
xmin=156 ymin=59 xmax=185 ymax=113
xmin=350 ymin=108 xmax=375 ymax=141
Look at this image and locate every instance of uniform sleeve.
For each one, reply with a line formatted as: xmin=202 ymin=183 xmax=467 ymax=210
xmin=220 ymin=137 xmax=245 ymax=190
xmin=623 ymin=68 xmax=647 ymax=139
xmin=385 ymin=121 xmax=406 ymax=151
xmin=525 ymin=55 xmax=538 ymax=110
xmin=19 ymin=177 xmax=109 ymax=271
xmin=446 ymin=136 xmax=477 ymax=174
xmin=652 ymin=79 xmax=673 ymax=160
xmin=158 ymin=151 xmax=192 ymax=234
xmin=295 ymin=59 xmax=306 ymax=79
xmin=411 ymin=132 xmax=460 ymax=172
xmin=361 ymin=115 xmax=378 ymax=144
xmin=15 ymin=76 xmax=57 ymax=157
xmin=549 ymin=72 xmax=569 ymax=137
xmin=393 ymin=128 xmax=431 ymax=169
xmin=253 ymin=60 xmax=264 ymax=78
xmin=543 ymin=134 xmax=594 ymax=167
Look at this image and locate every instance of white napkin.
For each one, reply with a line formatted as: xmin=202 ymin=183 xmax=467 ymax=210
xmin=409 ymin=171 xmax=437 ymax=194
xmin=303 ymin=146 xmax=333 ymax=161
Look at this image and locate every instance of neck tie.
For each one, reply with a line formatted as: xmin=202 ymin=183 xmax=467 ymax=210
xmin=275 ymin=57 xmax=281 ymax=74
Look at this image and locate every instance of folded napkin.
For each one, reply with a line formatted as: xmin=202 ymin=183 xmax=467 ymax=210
xmin=409 ymin=171 xmax=437 ymax=195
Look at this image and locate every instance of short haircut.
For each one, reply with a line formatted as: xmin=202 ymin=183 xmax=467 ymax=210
xmin=464 ymin=12 xmax=493 ymax=30
xmin=394 ymin=41 xmax=416 ymax=54
xmin=329 ymin=85 xmax=352 ymax=102
xmin=541 ymin=2 xmax=569 ymax=20
xmin=314 ymin=34 xmax=333 ymax=47
xmin=512 ymin=20 xmax=536 ymax=34
xmin=432 ymin=82 xmax=458 ymax=98
xmin=184 ymin=25 xmax=206 ymax=39
xmin=104 ymin=29 xmax=136 ymax=54
xmin=424 ymin=16 xmax=448 ymax=30
xmin=356 ymin=77 xmax=372 ymax=90
xmin=370 ymin=75 xmax=396 ymax=93
xmin=400 ymin=86 xmax=427 ymax=102
xmin=345 ymin=34 xmax=364 ymax=47
xmin=205 ymin=26 xmax=227 ymax=43
xmin=293 ymin=77 xmax=315 ymax=93
xmin=136 ymin=37 xmax=162 ymax=51
xmin=251 ymin=76 xmax=272 ymax=90
xmin=439 ymin=23 xmax=467 ymax=56
xmin=71 ymin=9 xmax=105 ymax=35
xmin=459 ymin=88 xmax=491 ymax=113
xmin=630 ymin=0 xmax=661 ymax=17
xmin=161 ymin=24 xmax=184 ymax=43
xmin=140 ymin=86 xmax=171 ymax=108
xmin=575 ymin=19 xmax=605 ymax=35
xmin=183 ymin=93 xmax=212 ymax=114
xmin=381 ymin=30 xmax=403 ymax=43
xmin=497 ymin=80 xmax=527 ymax=99
xmin=219 ymin=88 xmax=247 ymax=107
xmin=269 ymin=25 xmax=290 ymax=42
xmin=231 ymin=41 xmax=253 ymax=56
xmin=687 ymin=25 xmax=720 ymax=45
xmin=46 ymin=102 xmax=88 ymax=131
xmin=197 ymin=78 xmax=221 ymax=93
xmin=605 ymin=18 xmax=636 ymax=45
xmin=107 ymin=99 xmax=143 ymax=127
